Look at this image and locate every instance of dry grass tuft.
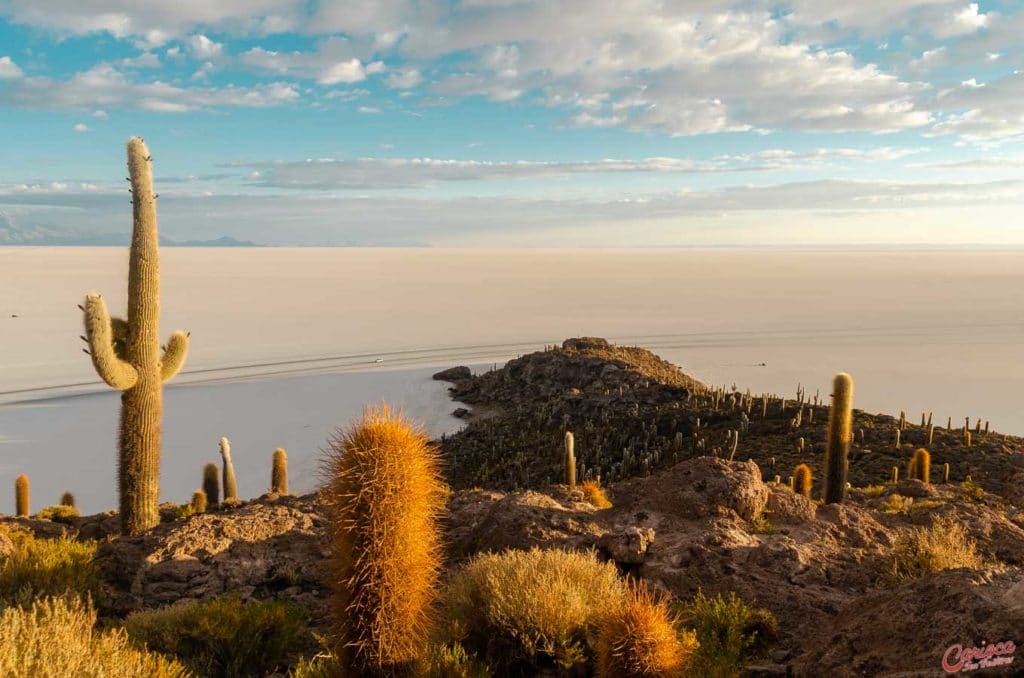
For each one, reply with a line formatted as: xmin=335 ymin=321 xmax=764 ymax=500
xmin=444 ymin=547 xmax=625 ymax=669
xmin=36 ymin=505 xmax=81 ymax=523
xmin=0 ymin=596 xmax=189 ymax=677
xmin=0 ymin=525 xmax=99 ymax=607
xmin=888 ymin=514 xmax=983 ymax=583
xmin=320 ymin=403 xmax=447 ymax=674
xmin=596 ymin=583 xmax=697 ymax=678
xmin=581 ymin=480 xmax=613 ymax=508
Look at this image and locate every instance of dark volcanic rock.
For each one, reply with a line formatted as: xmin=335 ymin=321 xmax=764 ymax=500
xmin=433 ymin=365 xmax=472 ymax=382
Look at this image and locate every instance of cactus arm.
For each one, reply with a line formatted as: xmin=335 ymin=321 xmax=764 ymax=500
xmin=161 ymin=330 xmax=190 ymax=382
xmin=83 ymin=293 xmax=138 ymax=391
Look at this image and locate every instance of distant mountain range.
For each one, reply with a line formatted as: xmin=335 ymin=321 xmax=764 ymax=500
xmin=0 ymin=211 xmax=262 ymax=247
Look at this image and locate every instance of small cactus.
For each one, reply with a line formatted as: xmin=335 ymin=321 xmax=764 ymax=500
xmin=15 ymin=474 xmax=29 ymax=517
xmin=564 ymin=431 xmax=576 ymax=489
xmin=909 ymin=448 xmax=931 ymax=484
xmin=190 ymin=489 xmax=207 ymax=514
xmin=793 ymin=464 xmax=813 ymax=498
xmin=823 ymin=373 xmax=853 ymax=504
xmin=60 ymin=492 xmax=76 ymax=508
xmin=219 ymin=437 xmax=238 ymax=504
xmin=892 ymin=466 xmax=899 ymax=483
xmin=271 ymin=448 xmax=289 ymax=495
xmin=202 ymin=462 xmax=221 ymax=508
xmin=322 ymin=404 xmax=445 ymax=673
xmin=943 ymin=462 xmax=951 ymax=484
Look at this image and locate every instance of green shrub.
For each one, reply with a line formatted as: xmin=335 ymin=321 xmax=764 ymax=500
xmin=443 ymin=547 xmax=625 ymax=671
xmin=0 ymin=525 xmax=99 ymax=608
xmin=36 ymin=505 xmax=81 ymax=523
xmin=124 ymin=597 xmax=310 ymax=677
xmin=0 ymin=596 xmax=190 ymax=677
xmin=677 ymin=591 xmax=777 ymax=678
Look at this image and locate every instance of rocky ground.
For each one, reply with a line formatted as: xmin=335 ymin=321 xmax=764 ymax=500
xmin=3 ymin=337 xmax=1023 ymax=676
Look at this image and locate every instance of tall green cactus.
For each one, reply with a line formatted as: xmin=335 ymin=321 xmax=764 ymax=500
xmin=823 ymin=373 xmax=853 ymax=504
xmin=219 ymin=437 xmax=238 ymax=504
xmin=202 ymin=463 xmax=221 ymax=509
xmin=81 ymin=138 xmax=189 ymax=536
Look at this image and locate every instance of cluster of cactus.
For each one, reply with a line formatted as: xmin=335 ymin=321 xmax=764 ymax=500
xmin=80 ymin=138 xmax=190 ymax=536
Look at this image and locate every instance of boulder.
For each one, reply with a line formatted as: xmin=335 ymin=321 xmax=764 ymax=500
xmin=597 ymin=527 xmax=655 ymax=565
xmin=433 ymin=366 xmax=472 ymax=382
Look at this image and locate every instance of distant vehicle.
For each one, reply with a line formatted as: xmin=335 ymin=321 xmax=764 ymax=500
xmin=374 ymin=357 xmax=384 ymax=363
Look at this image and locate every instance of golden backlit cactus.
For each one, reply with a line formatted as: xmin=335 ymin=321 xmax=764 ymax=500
xmin=321 ymin=404 xmax=446 ymax=674
xmin=909 ymin=448 xmax=931 ymax=484
xmin=190 ymin=489 xmax=207 ymax=514
xmin=15 ymin=474 xmax=29 ymax=517
xmin=596 ymin=583 xmax=698 ymax=678
xmin=823 ymin=373 xmax=853 ymax=504
xmin=202 ymin=463 xmax=220 ymax=508
xmin=219 ymin=437 xmax=238 ymax=504
xmin=793 ymin=464 xmax=813 ymax=498
xmin=271 ymin=448 xmax=289 ymax=495
xmin=80 ymin=138 xmax=189 ymax=536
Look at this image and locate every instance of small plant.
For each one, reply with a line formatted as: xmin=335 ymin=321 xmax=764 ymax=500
xmin=960 ymin=479 xmax=985 ymax=502
xmin=748 ymin=516 xmax=774 ymax=535
xmin=879 ymin=494 xmax=913 ymax=514
xmin=596 ymin=583 xmax=698 ymax=678
xmin=124 ymin=597 xmax=309 ymax=678
xmin=678 ymin=591 xmax=777 ymax=678
xmin=792 ymin=464 xmax=812 ymax=498
xmin=0 ymin=596 xmax=189 ymax=678
xmin=15 ymin=474 xmax=29 ymax=517
xmin=321 ymin=404 xmax=446 ymax=674
xmin=888 ymin=515 xmax=982 ymax=583
xmin=190 ymin=490 xmax=207 ymax=514
xmin=908 ymin=448 xmax=930 ymax=484
xmin=60 ymin=492 xmax=76 ymax=508
xmin=203 ymin=463 xmax=221 ymax=509
xmin=859 ymin=485 xmax=886 ymax=498
xmin=0 ymin=525 xmax=100 ymax=608
xmin=444 ymin=547 xmax=625 ymax=671
xmin=272 ymin=448 xmax=289 ymax=495
xmin=219 ymin=437 xmax=238 ymax=504
xmin=36 ymin=504 xmax=81 ymax=523
xmin=581 ymin=480 xmax=612 ymax=508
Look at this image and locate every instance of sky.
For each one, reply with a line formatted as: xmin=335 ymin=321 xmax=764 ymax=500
xmin=0 ymin=0 xmax=1022 ymax=246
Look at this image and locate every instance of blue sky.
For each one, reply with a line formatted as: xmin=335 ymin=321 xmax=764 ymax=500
xmin=0 ymin=0 xmax=1022 ymax=246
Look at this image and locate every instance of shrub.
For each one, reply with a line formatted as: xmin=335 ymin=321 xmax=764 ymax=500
xmin=124 ymin=597 xmax=310 ymax=678
xmin=879 ymin=494 xmax=913 ymax=514
xmin=596 ymin=583 xmax=698 ymax=677
xmin=0 ymin=525 xmax=99 ymax=607
xmin=677 ymin=591 xmax=777 ymax=678
xmin=858 ymin=485 xmax=886 ymax=498
xmin=581 ymin=480 xmax=613 ymax=508
xmin=0 ymin=596 xmax=190 ymax=677
xmin=289 ymin=643 xmax=489 ymax=677
xmin=36 ymin=504 xmax=81 ymax=523
xmin=321 ymin=404 xmax=446 ymax=674
xmin=887 ymin=515 xmax=982 ymax=583
xmin=444 ymin=547 xmax=625 ymax=670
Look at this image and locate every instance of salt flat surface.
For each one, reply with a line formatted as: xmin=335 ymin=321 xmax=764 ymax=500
xmin=1 ymin=247 xmax=1022 ymax=512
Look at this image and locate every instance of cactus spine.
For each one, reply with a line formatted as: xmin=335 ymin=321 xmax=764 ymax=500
xmin=793 ymin=463 xmax=813 ymax=498
xmin=564 ymin=431 xmax=576 ymax=489
xmin=219 ymin=437 xmax=238 ymax=504
xmin=60 ymin=492 xmax=76 ymax=508
xmin=271 ymin=448 xmax=289 ymax=495
xmin=909 ymin=448 xmax=931 ymax=484
xmin=202 ymin=462 xmax=220 ymax=508
xmin=15 ymin=474 xmax=29 ymax=517
xmin=190 ymin=489 xmax=207 ymax=514
xmin=81 ymin=138 xmax=189 ymax=536
xmin=322 ymin=404 xmax=445 ymax=673
xmin=823 ymin=373 xmax=853 ymax=504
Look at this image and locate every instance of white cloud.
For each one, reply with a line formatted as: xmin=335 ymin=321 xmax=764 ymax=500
xmin=72 ymin=123 xmax=90 ymax=132
xmin=929 ymin=70 xmax=1024 ymax=144
xmin=318 ymin=58 xmax=369 ymax=85
xmin=386 ymin=68 xmax=423 ymax=89
xmin=92 ymin=109 xmax=108 ymax=118
xmin=357 ymin=106 xmax=381 ymax=114
xmin=0 ymin=56 xmax=23 ymax=79
xmin=120 ymin=51 xmax=161 ymax=68
xmin=186 ymin=34 xmax=224 ymax=60
xmin=235 ymin=149 xmax=925 ymax=189
xmin=0 ymin=64 xmax=300 ymax=112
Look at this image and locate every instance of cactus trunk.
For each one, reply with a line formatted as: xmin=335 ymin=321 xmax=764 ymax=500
xmin=220 ymin=437 xmax=238 ymax=503
xmin=15 ymin=474 xmax=29 ymax=517
xmin=823 ymin=373 xmax=853 ymax=504
xmin=564 ymin=431 xmax=576 ymax=489
xmin=272 ymin=448 xmax=289 ymax=495
xmin=203 ymin=463 xmax=221 ymax=508
xmin=81 ymin=138 xmax=189 ymax=536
